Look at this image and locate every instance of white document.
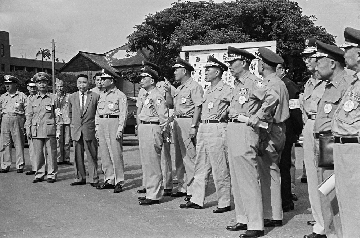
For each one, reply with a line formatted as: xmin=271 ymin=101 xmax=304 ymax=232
xmin=318 ymin=173 xmax=335 ymax=196
xmin=237 ymin=115 xmax=268 ymax=129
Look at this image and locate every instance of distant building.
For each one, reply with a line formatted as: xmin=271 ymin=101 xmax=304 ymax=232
xmin=0 ymin=31 xmax=64 ymax=74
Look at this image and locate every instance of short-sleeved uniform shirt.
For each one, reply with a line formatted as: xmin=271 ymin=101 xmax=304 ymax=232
xmin=201 ymin=80 xmax=232 ymax=120
xmin=0 ymin=91 xmax=27 ymax=115
xmin=228 ymin=71 xmax=279 ymax=122
xmin=332 ymin=73 xmax=360 ymax=136
xmin=54 ymin=93 xmax=70 ymax=124
xmin=138 ymin=87 xmax=168 ymax=125
xmin=173 ymin=78 xmax=204 ymax=117
xmin=301 ymin=76 xmax=326 ymax=120
xmin=263 ymin=73 xmax=290 ymax=123
xmin=136 ymin=81 xmax=176 ymax=108
xmin=96 ymin=86 xmax=128 ymax=131
xmin=314 ymin=70 xmax=355 ymax=133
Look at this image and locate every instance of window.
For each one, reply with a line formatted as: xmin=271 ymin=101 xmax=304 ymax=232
xmin=0 ymin=44 xmax=4 ymax=57
xmin=1 ymin=64 xmax=5 ymax=72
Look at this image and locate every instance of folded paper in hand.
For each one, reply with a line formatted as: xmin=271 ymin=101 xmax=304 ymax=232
xmin=318 ymin=173 xmax=335 ymax=196
xmin=237 ymin=115 xmax=268 ymax=129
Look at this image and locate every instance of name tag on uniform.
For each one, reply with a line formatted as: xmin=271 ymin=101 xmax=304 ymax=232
xmin=343 ymin=100 xmax=355 ymax=112
xmin=289 ymin=99 xmax=300 ymax=109
xmin=208 ymin=102 xmax=214 ymax=109
xmin=144 ymin=98 xmax=150 ymax=105
xmin=55 ymin=108 xmax=62 ymax=116
xmin=324 ymin=104 xmax=332 ymax=114
xmin=108 ymin=103 xmax=114 ymax=110
xmin=45 ymin=105 xmax=52 ymax=111
xmin=181 ymin=97 xmax=187 ymax=104
xmin=238 ymin=96 xmax=246 ymax=105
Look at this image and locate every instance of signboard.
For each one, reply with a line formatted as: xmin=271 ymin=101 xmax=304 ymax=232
xmin=180 ymin=41 xmax=276 ymax=90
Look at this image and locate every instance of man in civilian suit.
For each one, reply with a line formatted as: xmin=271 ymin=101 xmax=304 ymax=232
xmin=68 ymin=74 xmax=100 ymax=187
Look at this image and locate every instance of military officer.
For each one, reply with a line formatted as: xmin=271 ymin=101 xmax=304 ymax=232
xmin=224 ymin=46 xmax=279 ymax=238
xmin=26 ymin=72 xmax=58 ymax=183
xmin=164 ymin=57 xmax=204 ymax=199
xmin=179 ymin=56 xmax=231 ymax=212
xmin=25 ymin=78 xmax=38 ymax=175
xmin=257 ymin=48 xmax=289 ymax=228
xmin=0 ymin=75 xmax=27 ymax=173
xmin=137 ymin=67 xmax=168 ymax=205
xmin=306 ymin=41 xmax=355 ymax=238
xmin=91 ymin=72 xmax=105 ymax=95
xmin=331 ymin=27 xmax=360 ymax=238
xmin=136 ymin=61 xmax=175 ymax=197
xmin=299 ymin=38 xmax=328 ymax=233
xmin=54 ymin=79 xmax=72 ymax=165
xmin=95 ymin=72 xmax=128 ymax=193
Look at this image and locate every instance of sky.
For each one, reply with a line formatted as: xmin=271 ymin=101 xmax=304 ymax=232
xmin=0 ymin=0 xmax=359 ymax=62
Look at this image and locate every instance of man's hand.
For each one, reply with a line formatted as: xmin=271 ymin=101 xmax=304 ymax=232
xmin=56 ymin=131 xmax=60 ymax=140
xmin=189 ymin=127 xmax=197 ymax=138
xmin=95 ymin=130 xmax=99 ymax=141
xmin=116 ymin=131 xmax=123 ymax=140
xmin=247 ymin=115 xmax=260 ymax=128
xmin=27 ymin=132 xmax=32 ymax=140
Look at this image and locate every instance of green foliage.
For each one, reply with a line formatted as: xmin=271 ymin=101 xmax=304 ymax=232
xmin=127 ymin=0 xmax=335 ymax=83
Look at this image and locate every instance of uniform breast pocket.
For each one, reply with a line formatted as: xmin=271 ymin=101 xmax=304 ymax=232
xmin=46 ymin=119 xmax=56 ymax=136
xmin=108 ymin=100 xmax=119 ymax=111
xmin=98 ymin=100 xmax=105 ymax=110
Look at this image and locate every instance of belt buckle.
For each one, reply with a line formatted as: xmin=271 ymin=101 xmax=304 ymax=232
xmin=339 ymin=137 xmax=344 ymax=144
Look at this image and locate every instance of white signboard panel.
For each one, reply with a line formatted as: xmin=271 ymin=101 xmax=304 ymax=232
xmin=180 ymin=41 xmax=276 ymax=90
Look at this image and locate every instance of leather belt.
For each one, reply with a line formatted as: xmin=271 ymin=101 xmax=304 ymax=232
xmin=334 ymin=136 xmax=360 ymax=144
xmin=141 ymin=121 xmax=160 ymax=125
xmin=314 ymin=131 xmax=332 ymax=139
xmin=99 ymin=115 xmax=119 ymax=118
xmin=308 ymin=114 xmax=316 ymax=120
xmin=229 ymin=119 xmax=245 ymax=123
xmin=200 ymin=119 xmax=227 ymax=123
xmin=176 ymin=115 xmax=192 ymax=118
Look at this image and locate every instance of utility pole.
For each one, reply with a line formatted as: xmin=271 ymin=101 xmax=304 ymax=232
xmin=52 ymin=39 xmax=56 ymax=93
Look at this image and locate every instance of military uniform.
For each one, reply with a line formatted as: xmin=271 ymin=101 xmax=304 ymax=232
xmin=26 ymin=93 xmax=58 ymax=180
xmin=95 ymin=85 xmax=128 ymax=186
xmin=258 ymin=72 xmax=289 ymax=221
xmin=55 ymin=93 xmax=71 ymax=164
xmin=173 ymin=77 xmax=204 ymax=195
xmin=0 ymin=88 xmax=27 ymax=171
xmin=137 ymin=86 xmax=168 ymax=201
xmin=26 ymin=94 xmax=38 ymax=171
xmin=91 ymin=87 xmax=104 ymax=95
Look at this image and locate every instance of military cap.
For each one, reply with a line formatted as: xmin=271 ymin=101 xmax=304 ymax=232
xmin=340 ymin=27 xmax=360 ymax=49
xmin=205 ymin=55 xmax=228 ymax=71
xmin=302 ymin=38 xmax=317 ymax=54
xmin=3 ymin=75 xmax=18 ymax=84
xmin=100 ymin=69 xmax=113 ymax=79
xmin=140 ymin=67 xmax=159 ymax=81
xmin=312 ymin=41 xmax=345 ymax=63
xmin=257 ymin=47 xmax=284 ymax=67
xmin=26 ymin=78 xmax=36 ymax=87
xmin=32 ymin=72 xmax=50 ymax=82
xmin=225 ymin=46 xmax=256 ymax=62
xmin=172 ymin=57 xmax=194 ymax=71
xmin=142 ymin=60 xmax=160 ymax=73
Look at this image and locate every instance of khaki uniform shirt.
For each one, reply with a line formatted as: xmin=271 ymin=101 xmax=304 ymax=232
xmin=300 ymin=76 xmax=326 ymax=123
xmin=54 ymin=93 xmax=70 ymax=125
xmin=263 ymin=73 xmax=290 ymax=123
xmin=228 ymin=71 xmax=279 ymax=122
xmin=201 ymin=80 xmax=232 ymax=120
xmin=138 ymin=87 xmax=168 ymax=125
xmin=26 ymin=93 xmax=56 ymax=138
xmin=173 ymin=78 xmax=204 ymax=117
xmin=314 ymin=70 xmax=355 ymax=133
xmin=137 ymin=81 xmax=176 ymax=108
xmin=332 ymin=73 xmax=360 ymax=136
xmin=91 ymin=87 xmax=104 ymax=95
xmin=0 ymin=91 xmax=27 ymax=116
xmin=95 ymin=86 xmax=128 ymax=132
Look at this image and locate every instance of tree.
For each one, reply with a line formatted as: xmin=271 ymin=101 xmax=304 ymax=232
xmin=127 ymin=0 xmax=335 ymax=84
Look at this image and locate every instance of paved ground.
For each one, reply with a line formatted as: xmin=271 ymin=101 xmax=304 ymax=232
xmin=0 ymin=135 xmax=315 ymax=238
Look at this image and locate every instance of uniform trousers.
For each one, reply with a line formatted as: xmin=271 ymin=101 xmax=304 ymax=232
xmin=33 ymin=137 xmax=57 ymax=179
xmin=57 ymin=124 xmax=71 ymax=162
xmin=98 ymin=118 xmax=124 ymax=185
xmin=0 ymin=115 xmax=25 ymax=170
xmin=73 ymin=134 xmax=98 ymax=183
xmin=138 ymin=124 xmax=163 ymax=200
xmin=258 ymin=123 xmax=285 ymax=221
xmin=173 ymin=118 xmax=196 ymax=195
xmin=303 ymin=119 xmax=333 ymax=235
xmin=28 ymin=136 xmax=36 ymax=171
xmin=333 ymin=143 xmax=360 ymax=238
xmin=227 ymin=122 xmax=263 ymax=230
xmin=190 ymin=123 xmax=230 ymax=208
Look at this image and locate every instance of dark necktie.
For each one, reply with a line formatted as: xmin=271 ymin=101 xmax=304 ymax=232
xmin=81 ymin=93 xmax=85 ymax=114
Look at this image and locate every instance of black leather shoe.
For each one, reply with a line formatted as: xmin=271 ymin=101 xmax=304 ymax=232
xmin=138 ymin=196 xmax=146 ymax=200
xmin=0 ymin=169 xmax=9 ymax=173
xmin=170 ymin=191 xmax=187 ymax=197
xmin=213 ymin=206 xmax=231 ymax=213
xmin=139 ymin=199 xmax=160 ymax=205
xmin=47 ymin=178 xmax=56 ymax=183
xmin=239 ymin=230 xmax=264 ymax=238
xmin=137 ymin=188 xmax=146 ymax=193
xmin=283 ymin=202 xmax=294 ymax=212
xmin=70 ymin=181 xmax=86 ymax=186
xmin=90 ymin=182 xmax=99 ymax=187
xmin=25 ymin=171 xmax=36 ymax=175
xmin=114 ymin=183 xmax=123 ymax=193
xmin=96 ymin=182 xmax=115 ymax=189
xmin=33 ymin=178 xmax=44 ymax=183
xmin=179 ymin=201 xmax=203 ymax=209
xmin=57 ymin=161 xmax=64 ymax=165
xmin=226 ymin=223 xmax=247 ymax=231
xmin=303 ymin=233 xmax=327 ymax=238
xmin=17 ymin=169 xmax=23 ymax=173
xmin=184 ymin=195 xmax=192 ymax=201
xmin=264 ymin=219 xmax=282 ymax=227
xmin=301 ymin=177 xmax=307 ymax=183
xmin=307 ymin=220 xmax=316 ymax=226
xmin=163 ymin=189 xmax=172 ymax=196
